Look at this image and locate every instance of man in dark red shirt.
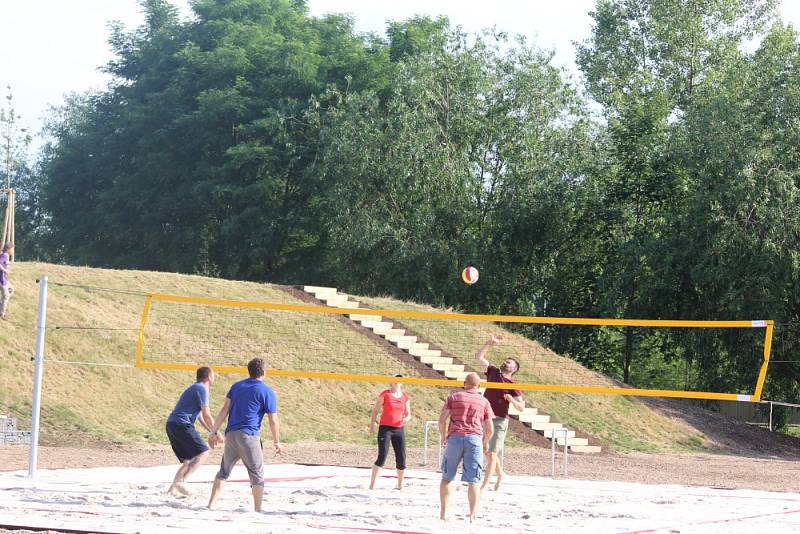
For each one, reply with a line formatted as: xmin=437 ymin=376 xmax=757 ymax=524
xmin=475 ymin=334 xmax=524 ymax=491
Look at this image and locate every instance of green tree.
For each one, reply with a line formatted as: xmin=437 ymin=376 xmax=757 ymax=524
xmin=317 ymin=26 xmax=594 ymax=309
xmin=42 ymin=0 xmax=394 ymax=280
xmin=573 ymin=0 xmax=778 ymax=385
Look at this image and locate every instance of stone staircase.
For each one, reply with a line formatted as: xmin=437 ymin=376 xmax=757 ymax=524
xmin=1 ymin=416 xmax=31 ymax=445
xmin=300 ymin=286 xmax=601 ymax=454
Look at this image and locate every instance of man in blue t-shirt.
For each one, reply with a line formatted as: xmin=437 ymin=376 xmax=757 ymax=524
xmin=207 ymin=357 xmax=282 ymax=512
xmin=165 ymin=366 xmax=216 ymax=497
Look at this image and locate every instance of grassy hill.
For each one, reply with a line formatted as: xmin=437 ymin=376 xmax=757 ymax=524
xmin=0 ymin=262 xmax=758 ymax=453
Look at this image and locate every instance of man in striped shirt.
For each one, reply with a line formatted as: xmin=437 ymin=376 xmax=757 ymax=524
xmin=438 ymin=372 xmax=495 ymax=523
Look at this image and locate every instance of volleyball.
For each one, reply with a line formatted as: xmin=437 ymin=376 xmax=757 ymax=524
xmin=461 ymin=266 xmax=479 ymax=285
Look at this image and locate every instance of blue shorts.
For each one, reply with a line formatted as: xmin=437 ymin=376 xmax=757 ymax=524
xmin=441 ymin=434 xmax=483 ymax=484
xmin=166 ymin=421 xmax=208 ymax=462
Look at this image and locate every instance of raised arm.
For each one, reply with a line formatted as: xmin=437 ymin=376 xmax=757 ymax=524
xmin=475 ymin=334 xmax=502 ymax=372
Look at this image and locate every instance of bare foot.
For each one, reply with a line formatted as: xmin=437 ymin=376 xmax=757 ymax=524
xmin=167 ymin=485 xmax=187 ymax=498
xmin=494 ymin=472 xmax=504 ymax=491
xmin=171 ymin=482 xmax=191 ymax=496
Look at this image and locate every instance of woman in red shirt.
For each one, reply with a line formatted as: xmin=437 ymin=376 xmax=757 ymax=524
xmin=368 ymin=375 xmax=411 ymax=490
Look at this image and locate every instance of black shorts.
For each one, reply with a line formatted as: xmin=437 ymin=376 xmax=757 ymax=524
xmin=375 ymin=425 xmax=406 ymax=470
xmin=166 ymin=421 xmax=209 ymax=462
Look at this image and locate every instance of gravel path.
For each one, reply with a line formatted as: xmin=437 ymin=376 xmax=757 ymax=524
xmin=2 ymin=442 xmax=799 ymax=493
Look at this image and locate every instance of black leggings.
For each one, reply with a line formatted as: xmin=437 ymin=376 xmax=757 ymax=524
xmin=375 ymin=425 xmax=406 ymax=470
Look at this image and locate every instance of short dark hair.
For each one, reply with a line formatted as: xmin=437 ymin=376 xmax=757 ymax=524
xmin=196 ymin=366 xmax=213 ymax=382
xmin=247 ymin=358 xmax=265 ymax=378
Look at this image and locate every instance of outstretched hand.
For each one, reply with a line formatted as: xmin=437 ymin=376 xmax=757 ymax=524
xmin=489 ymin=334 xmax=504 ymax=345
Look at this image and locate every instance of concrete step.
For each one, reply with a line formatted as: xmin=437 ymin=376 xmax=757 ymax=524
xmin=558 ymin=437 xmax=589 ymax=447
xmin=370 ymin=324 xmax=396 ymax=335
xmin=543 ymin=429 xmax=575 ymax=439
xmin=432 ymin=363 xmax=465 ymax=372
xmin=396 ymin=340 xmax=429 ymax=351
xmin=304 ymin=285 xmax=338 ymax=295
xmin=349 ymin=314 xmax=381 ymax=323
xmin=361 ymin=321 xmax=394 ymax=330
xmin=527 ymin=422 xmax=565 ymax=431
xmin=419 ymin=355 xmax=453 ymax=365
xmin=409 ymin=348 xmax=441 ymax=358
xmin=509 ymin=405 xmax=537 ymax=416
xmin=386 ymin=334 xmax=417 ymax=344
xmin=377 ymin=328 xmax=405 ymax=337
xmin=568 ymin=445 xmax=602 ymax=454
xmin=445 ymin=370 xmax=470 ymax=380
xmin=321 ymin=295 xmax=348 ymax=306
xmin=327 ymin=299 xmax=360 ymax=309
xmin=517 ymin=413 xmax=550 ymax=424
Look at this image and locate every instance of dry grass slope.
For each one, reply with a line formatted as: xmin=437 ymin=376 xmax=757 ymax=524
xmin=0 ymin=262 xmax=728 ymax=453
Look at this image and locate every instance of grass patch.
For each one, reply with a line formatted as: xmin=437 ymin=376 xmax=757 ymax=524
xmin=0 ymin=262 xmax=713 ymax=454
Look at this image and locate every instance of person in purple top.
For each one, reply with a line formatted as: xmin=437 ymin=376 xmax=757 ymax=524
xmin=207 ymin=358 xmax=282 ymax=512
xmin=165 ymin=366 xmax=216 ymax=497
xmin=0 ymin=243 xmax=14 ymax=319
xmin=475 ymin=334 xmax=524 ymax=491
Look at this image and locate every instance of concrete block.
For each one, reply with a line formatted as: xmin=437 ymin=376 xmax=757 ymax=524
xmin=568 ymin=445 xmax=602 ymax=453
xmin=304 ymin=285 xmax=338 ymax=295
xmin=517 ymin=413 xmax=550 ymax=424
xmin=432 ymin=363 xmax=465 ymax=372
xmin=409 ymin=348 xmax=441 ymax=358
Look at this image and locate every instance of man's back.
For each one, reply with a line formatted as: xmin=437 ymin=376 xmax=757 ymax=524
xmin=226 ymin=378 xmax=277 ymax=435
xmin=168 ymin=382 xmax=208 ymax=425
xmin=444 ymin=390 xmax=493 ymax=437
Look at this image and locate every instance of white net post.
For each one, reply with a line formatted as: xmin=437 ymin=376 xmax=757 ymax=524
xmin=423 ymin=420 xmax=441 ymax=468
xmin=28 ymin=276 xmax=48 ymax=478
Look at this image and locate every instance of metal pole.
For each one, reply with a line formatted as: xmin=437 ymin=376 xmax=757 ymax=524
xmin=423 ymin=420 xmax=438 ymax=466
xmin=28 ymin=276 xmax=47 ymax=478
xmin=550 ymin=428 xmax=569 ymax=478
xmin=423 ymin=421 xmax=429 ymax=465
xmin=769 ymin=401 xmax=773 ymax=432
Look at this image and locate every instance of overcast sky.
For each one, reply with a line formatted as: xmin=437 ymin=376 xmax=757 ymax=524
xmin=2 ymin=0 xmax=800 ymax=153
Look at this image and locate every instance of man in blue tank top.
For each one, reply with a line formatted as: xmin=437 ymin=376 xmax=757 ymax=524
xmin=165 ymin=366 xmax=216 ymax=497
xmin=207 ymin=357 xmax=282 ymax=512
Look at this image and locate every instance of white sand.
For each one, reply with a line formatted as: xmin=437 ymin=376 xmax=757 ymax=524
xmin=1 ymin=463 xmax=799 ymax=533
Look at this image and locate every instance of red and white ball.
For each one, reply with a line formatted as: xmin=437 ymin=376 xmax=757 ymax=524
xmin=461 ymin=266 xmax=479 ymax=285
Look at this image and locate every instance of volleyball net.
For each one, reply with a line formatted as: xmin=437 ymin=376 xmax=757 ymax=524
xmin=133 ymin=292 xmax=773 ymax=402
